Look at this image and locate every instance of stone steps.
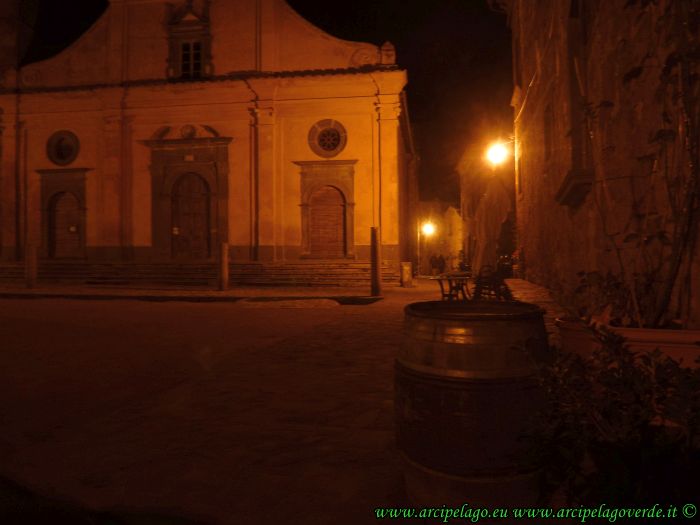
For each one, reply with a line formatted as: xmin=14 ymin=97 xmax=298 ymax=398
xmin=0 ymin=261 xmax=400 ymax=287
xmin=38 ymin=262 xmax=216 ymax=286
xmin=229 ymin=261 xmax=399 ymax=287
xmin=0 ymin=264 xmax=23 ymax=281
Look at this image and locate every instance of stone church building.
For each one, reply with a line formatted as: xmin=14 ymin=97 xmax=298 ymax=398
xmin=0 ymin=0 xmax=416 ymax=283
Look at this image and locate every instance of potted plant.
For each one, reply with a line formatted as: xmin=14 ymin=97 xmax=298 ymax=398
xmin=531 ymin=329 xmax=700 ymax=506
xmin=556 ymin=0 xmax=700 ymax=365
xmin=557 ymin=267 xmax=700 ymax=366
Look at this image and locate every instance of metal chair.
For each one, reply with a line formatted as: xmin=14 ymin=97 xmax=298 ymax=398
xmin=473 ymin=265 xmax=513 ymax=301
xmin=437 ymin=273 xmax=471 ymax=301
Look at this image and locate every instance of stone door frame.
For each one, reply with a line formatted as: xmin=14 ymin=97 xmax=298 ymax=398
xmin=294 ymin=160 xmax=357 ymax=259
xmin=37 ymin=168 xmax=90 ymax=259
xmin=142 ymin=133 xmax=231 ymax=261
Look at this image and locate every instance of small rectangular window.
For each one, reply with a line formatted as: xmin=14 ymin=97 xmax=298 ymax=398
xmin=179 ymin=41 xmax=204 ymax=78
xmin=181 ymin=42 xmax=192 ymax=78
xmin=192 ymin=42 xmax=202 ymax=77
xmin=167 ymin=9 xmax=211 ymax=80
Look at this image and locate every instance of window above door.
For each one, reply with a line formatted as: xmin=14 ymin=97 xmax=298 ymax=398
xmin=166 ymin=1 xmax=212 ymax=80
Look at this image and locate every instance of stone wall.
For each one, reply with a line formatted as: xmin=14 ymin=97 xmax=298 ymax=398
xmin=509 ymin=0 xmax=700 ymax=328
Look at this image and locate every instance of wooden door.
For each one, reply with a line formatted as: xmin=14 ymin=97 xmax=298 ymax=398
xmin=49 ymin=192 xmax=82 ymax=258
xmin=309 ymin=185 xmax=345 ymax=258
xmin=171 ymin=173 xmax=210 ymax=260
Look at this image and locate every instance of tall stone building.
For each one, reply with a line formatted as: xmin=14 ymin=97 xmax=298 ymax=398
xmin=504 ymin=0 xmax=699 ymax=328
xmin=0 ymin=0 xmax=416 ymax=282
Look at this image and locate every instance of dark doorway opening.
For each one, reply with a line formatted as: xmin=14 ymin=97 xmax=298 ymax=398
xmin=309 ymin=185 xmax=346 ymax=258
xmin=48 ymin=191 xmax=83 ymax=258
xmin=171 ymin=173 xmax=211 ymax=260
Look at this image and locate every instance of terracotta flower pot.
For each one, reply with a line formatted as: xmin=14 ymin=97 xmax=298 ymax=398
xmin=613 ymin=327 xmax=700 ymax=368
xmin=555 ymin=317 xmax=700 ymax=368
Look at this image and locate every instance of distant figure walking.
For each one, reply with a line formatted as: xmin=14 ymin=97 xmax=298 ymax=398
xmin=429 ymin=254 xmax=439 ymax=276
xmin=437 ymin=254 xmax=446 ymax=275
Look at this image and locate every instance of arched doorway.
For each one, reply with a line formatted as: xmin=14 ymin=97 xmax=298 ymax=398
xmin=48 ymin=192 xmax=83 ymax=258
xmin=171 ymin=173 xmax=211 ymax=260
xmin=309 ymin=185 xmax=346 ymax=258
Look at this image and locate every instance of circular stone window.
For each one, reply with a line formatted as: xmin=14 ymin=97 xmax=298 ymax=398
xmin=308 ymin=119 xmax=347 ymax=158
xmin=47 ymin=130 xmax=80 ymax=166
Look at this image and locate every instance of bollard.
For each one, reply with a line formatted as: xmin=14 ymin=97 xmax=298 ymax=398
xmin=370 ymin=227 xmax=382 ymax=296
xmin=400 ymin=262 xmax=413 ymax=288
xmin=219 ymin=242 xmax=229 ymax=291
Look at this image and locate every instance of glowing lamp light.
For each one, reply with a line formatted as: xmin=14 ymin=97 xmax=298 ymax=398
xmin=486 ymin=142 xmax=509 ymax=166
xmin=421 ymin=222 xmax=436 ymax=236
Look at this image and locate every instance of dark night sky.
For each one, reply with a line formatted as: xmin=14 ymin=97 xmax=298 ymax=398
xmin=28 ymin=0 xmax=513 ymax=202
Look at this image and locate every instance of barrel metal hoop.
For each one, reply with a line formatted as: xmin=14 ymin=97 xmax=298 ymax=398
xmin=400 ymin=451 xmax=542 ymax=480
xmin=404 ymin=300 xmax=546 ymax=322
xmin=395 ymin=358 xmax=539 ymax=382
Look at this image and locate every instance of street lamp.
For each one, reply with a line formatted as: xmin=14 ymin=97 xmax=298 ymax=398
xmin=486 ymin=141 xmax=509 ymax=166
xmin=417 ymin=221 xmax=436 ymax=276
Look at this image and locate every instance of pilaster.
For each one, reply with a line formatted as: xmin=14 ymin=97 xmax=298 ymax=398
xmin=250 ymin=104 xmax=276 ymax=260
xmin=106 ymin=0 xmax=126 ymax=83
xmin=256 ymin=0 xmax=278 ymax=71
xmin=376 ymin=96 xmax=402 ymax=249
xmin=0 ymin=100 xmax=23 ymax=260
xmin=0 ymin=107 xmax=4 ymax=258
xmin=101 ymin=113 xmax=127 ymax=250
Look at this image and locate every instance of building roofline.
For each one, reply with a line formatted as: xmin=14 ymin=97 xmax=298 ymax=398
xmin=2 ymin=64 xmax=402 ymax=95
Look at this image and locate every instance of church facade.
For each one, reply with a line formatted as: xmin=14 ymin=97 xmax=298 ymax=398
xmin=0 ymin=0 xmax=416 ymax=273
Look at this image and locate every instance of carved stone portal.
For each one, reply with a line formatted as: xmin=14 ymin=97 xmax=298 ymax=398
xmin=141 ymin=125 xmax=231 ymax=261
xmin=38 ymin=168 xmax=90 ymax=259
xmin=294 ymin=160 xmax=356 ymax=259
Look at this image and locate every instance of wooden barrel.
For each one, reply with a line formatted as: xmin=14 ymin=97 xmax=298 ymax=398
xmin=395 ymin=300 xmax=549 ymax=507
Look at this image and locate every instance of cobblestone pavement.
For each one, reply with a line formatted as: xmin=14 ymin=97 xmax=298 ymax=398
xmin=0 ymin=282 xmax=437 ymax=524
xmin=0 ymin=278 xmax=566 ymax=524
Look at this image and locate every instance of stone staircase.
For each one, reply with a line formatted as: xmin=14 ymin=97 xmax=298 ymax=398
xmin=0 ymin=260 xmax=400 ymax=288
xmin=0 ymin=263 xmax=23 ymax=282
xmin=43 ymin=262 xmax=217 ymax=287
xmin=230 ymin=261 xmax=399 ymax=287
